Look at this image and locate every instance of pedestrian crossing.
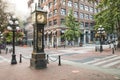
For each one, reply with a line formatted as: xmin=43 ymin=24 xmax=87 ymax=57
xmin=0 ymin=56 xmax=10 ymax=63
xmin=83 ymin=55 xmax=120 ymax=69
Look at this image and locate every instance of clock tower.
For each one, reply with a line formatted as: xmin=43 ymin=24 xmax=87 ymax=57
xmin=30 ymin=7 xmax=47 ymax=69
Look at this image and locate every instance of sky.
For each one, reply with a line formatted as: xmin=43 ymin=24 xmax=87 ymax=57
xmin=14 ymin=0 xmax=30 ymax=20
xmin=14 ymin=0 xmax=29 ymax=12
xmin=7 ymin=0 xmax=30 ymax=21
xmin=7 ymin=0 xmax=48 ymax=21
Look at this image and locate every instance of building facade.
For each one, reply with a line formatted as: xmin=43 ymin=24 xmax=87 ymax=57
xmin=27 ymin=0 xmax=99 ymax=47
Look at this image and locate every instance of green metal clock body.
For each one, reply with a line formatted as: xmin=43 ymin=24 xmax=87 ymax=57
xmin=30 ymin=9 xmax=47 ymax=69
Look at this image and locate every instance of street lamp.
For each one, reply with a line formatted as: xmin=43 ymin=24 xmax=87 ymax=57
xmin=0 ymin=31 xmax=3 ymax=53
xmin=7 ymin=15 xmax=20 ymax=64
xmin=97 ymin=25 xmax=105 ymax=52
xmin=0 ymin=32 xmax=3 ymax=39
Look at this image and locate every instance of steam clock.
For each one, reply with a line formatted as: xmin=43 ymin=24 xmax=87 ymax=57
xmin=30 ymin=8 xmax=47 ymax=69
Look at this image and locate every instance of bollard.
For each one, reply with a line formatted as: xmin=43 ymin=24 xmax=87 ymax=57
xmin=9 ymin=48 xmax=12 ymax=53
xmin=47 ymin=54 xmax=49 ymax=64
xmin=0 ymin=49 xmax=1 ymax=54
xmin=109 ymin=44 xmax=111 ymax=48
xmin=114 ymin=45 xmax=117 ymax=50
xmin=58 ymin=55 xmax=61 ymax=66
xmin=9 ymin=49 xmax=10 ymax=53
xmin=112 ymin=48 xmax=114 ymax=54
xmin=95 ymin=47 xmax=97 ymax=52
xmin=6 ymin=48 xmax=8 ymax=54
xmin=19 ymin=54 xmax=22 ymax=63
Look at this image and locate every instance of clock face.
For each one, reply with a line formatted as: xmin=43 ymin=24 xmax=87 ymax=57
xmin=37 ymin=14 xmax=45 ymax=23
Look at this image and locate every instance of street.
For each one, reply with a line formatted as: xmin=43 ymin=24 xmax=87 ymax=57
xmin=0 ymin=45 xmax=120 ymax=80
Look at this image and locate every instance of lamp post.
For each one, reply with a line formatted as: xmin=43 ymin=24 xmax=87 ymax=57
xmin=0 ymin=32 xmax=3 ymax=40
xmin=97 ymin=25 xmax=105 ymax=52
xmin=7 ymin=15 xmax=20 ymax=64
xmin=0 ymin=32 xmax=3 ymax=53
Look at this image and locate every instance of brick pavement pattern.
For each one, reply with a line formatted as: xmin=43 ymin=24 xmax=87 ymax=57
xmin=0 ymin=45 xmax=120 ymax=80
xmin=0 ymin=61 xmax=117 ymax=80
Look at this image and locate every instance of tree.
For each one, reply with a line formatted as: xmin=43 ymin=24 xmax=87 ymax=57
xmin=0 ymin=0 xmax=8 ymax=32
xmin=89 ymin=0 xmax=120 ymax=48
xmin=94 ymin=0 xmax=120 ymax=48
xmin=62 ymin=9 xmax=81 ymax=45
xmin=3 ymin=30 xmax=24 ymax=44
xmin=0 ymin=0 xmax=25 ymax=45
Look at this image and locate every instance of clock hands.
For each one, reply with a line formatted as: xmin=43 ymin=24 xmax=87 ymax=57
xmin=37 ymin=14 xmax=45 ymax=23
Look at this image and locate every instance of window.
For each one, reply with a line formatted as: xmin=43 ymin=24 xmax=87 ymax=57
xmin=90 ymin=23 xmax=94 ymax=27
xmin=81 ymin=0 xmax=84 ymax=2
xmin=49 ymin=21 xmax=52 ymax=26
xmin=95 ymin=2 xmax=98 ymax=6
xmin=41 ymin=0 xmax=46 ymax=3
xmin=85 ymin=0 xmax=88 ymax=3
xmin=61 ymin=18 xmax=65 ymax=24
xmin=68 ymin=0 xmax=72 ymax=7
xmin=53 ymin=0 xmax=57 ymax=5
xmin=53 ymin=19 xmax=57 ymax=25
xmin=95 ymin=8 xmax=98 ymax=13
xmin=89 ymin=1 xmax=93 ymax=4
xmin=49 ymin=2 xmax=52 ymax=8
xmin=85 ymin=5 xmax=89 ymax=11
xmin=80 ymin=22 xmax=84 ymax=27
xmin=48 ymin=11 xmax=52 ymax=17
xmin=74 ymin=2 xmax=78 ymax=8
xmin=53 ymin=9 xmax=58 ymax=15
xmin=61 ymin=8 xmax=66 ymax=15
xmin=84 ymin=14 xmax=89 ymax=19
xmin=61 ymin=0 xmax=66 ymax=5
xmin=80 ymin=4 xmax=84 ymax=10
xmin=85 ymin=22 xmax=89 ymax=27
xmin=80 ymin=13 xmax=84 ymax=19
xmin=74 ymin=11 xmax=78 ymax=18
xmin=41 ymin=0 xmax=43 ymax=4
xmin=90 ymin=7 xmax=94 ymax=13
xmin=89 ymin=15 xmax=93 ymax=20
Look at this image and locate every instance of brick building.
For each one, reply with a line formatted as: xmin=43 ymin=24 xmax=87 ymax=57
xmin=27 ymin=0 xmax=99 ymax=47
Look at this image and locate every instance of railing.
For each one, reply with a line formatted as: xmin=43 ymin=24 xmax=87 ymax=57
xmin=19 ymin=54 xmax=61 ymax=66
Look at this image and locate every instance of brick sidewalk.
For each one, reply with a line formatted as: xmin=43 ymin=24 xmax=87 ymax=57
xmin=0 ymin=61 xmax=118 ymax=80
xmin=0 ymin=46 xmax=120 ymax=80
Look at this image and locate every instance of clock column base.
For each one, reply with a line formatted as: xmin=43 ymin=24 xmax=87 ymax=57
xmin=30 ymin=53 xmax=47 ymax=69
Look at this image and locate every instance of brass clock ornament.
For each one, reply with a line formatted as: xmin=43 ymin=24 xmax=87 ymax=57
xmin=37 ymin=13 xmax=46 ymax=23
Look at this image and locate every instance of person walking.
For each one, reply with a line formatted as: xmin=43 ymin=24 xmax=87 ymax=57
xmin=6 ymin=47 xmax=8 ymax=54
xmin=63 ymin=41 xmax=66 ymax=48
xmin=53 ymin=42 xmax=55 ymax=48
